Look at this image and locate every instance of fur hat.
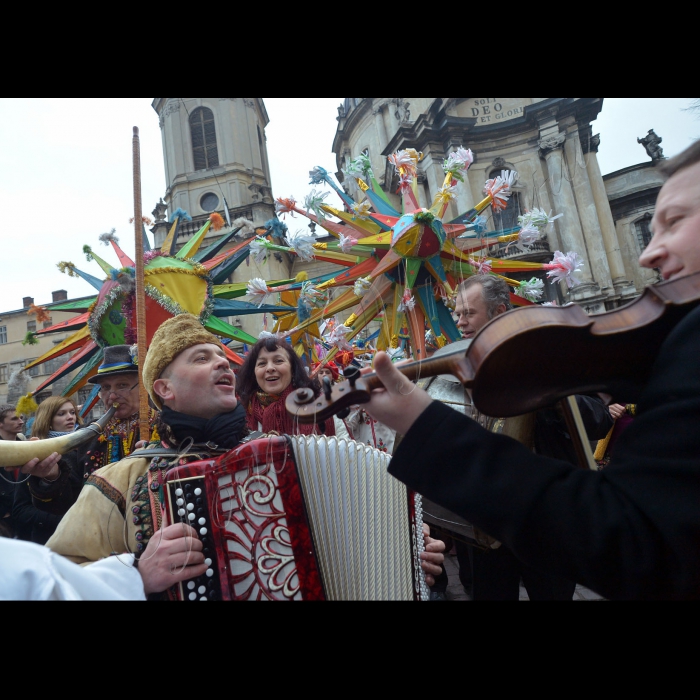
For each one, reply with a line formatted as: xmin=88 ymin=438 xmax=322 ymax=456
xmin=142 ymin=314 xmax=222 ymax=410
xmin=88 ymin=345 xmax=139 ymax=385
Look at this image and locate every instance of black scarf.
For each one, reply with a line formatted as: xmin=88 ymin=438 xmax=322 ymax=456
xmin=161 ymin=404 xmax=247 ymax=450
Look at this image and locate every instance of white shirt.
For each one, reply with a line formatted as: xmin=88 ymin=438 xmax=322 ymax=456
xmin=0 ymin=538 xmax=146 ymax=601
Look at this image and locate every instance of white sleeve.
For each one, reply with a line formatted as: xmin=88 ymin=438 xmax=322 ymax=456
xmin=0 ymin=538 xmax=146 ymax=601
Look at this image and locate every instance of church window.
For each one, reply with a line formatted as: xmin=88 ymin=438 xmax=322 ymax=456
xmin=27 ymin=320 xmax=36 ymax=333
xmin=200 ymin=192 xmax=220 ymax=213
xmin=0 ymin=326 xmax=6 ymax=344
xmin=636 ymin=214 xmax=653 ymax=250
xmin=190 ymin=107 xmax=219 ymax=171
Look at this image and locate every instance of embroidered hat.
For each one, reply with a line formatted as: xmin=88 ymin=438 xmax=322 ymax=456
xmin=88 ymin=345 xmax=139 ymax=384
xmin=142 ymin=314 xmax=222 ymax=410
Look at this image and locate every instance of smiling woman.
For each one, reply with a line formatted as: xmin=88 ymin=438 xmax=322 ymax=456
xmin=237 ymin=337 xmax=335 ymax=437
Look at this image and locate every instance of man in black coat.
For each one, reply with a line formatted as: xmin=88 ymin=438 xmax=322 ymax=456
xmin=0 ymin=404 xmax=25 ymax=538
xmin=360 ymin=140 xmax=700 ymax=600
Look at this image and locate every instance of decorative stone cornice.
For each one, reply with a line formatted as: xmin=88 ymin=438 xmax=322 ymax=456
xmin=538 ymin=132 xmax=566 ymax=157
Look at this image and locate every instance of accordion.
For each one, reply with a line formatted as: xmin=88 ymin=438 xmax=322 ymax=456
xmin=163 ymin=435 xmax=429 ymax=601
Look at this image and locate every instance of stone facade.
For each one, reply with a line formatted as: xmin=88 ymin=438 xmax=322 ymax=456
xmin=0 ymin=292 xmax=95 ymax=409
xmin=333 ymin=98 xmax=661 ymax=313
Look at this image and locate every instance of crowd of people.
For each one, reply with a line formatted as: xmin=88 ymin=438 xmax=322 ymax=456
xmin=2 ymin=138 xmax=700 ymax=600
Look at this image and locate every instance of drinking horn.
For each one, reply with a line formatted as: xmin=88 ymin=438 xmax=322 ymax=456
xmin=0 ymin=404 xmax=118 ymax=469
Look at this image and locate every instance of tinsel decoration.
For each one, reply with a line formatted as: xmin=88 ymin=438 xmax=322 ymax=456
xmin=57 ymin=261 xmax=78 ymax=277
xmin=21 ymin=332 xmax=39 ymax=346
xmin=263 ymin=218 xmax=288 ymax=241
xmin=16 ymin=393 xmax=38 ymax=417
xmin=8 ymin=370 xmax=30 ymax=404
xmin=232 ymin=217 xmax=255 ymax=235
xmin=27 ymin=303 xmax=51 ymax=323
xmin=98 ymin=228 xmax=119 ymax=245
xmin=209 ymin=212 xmax=225 ymax=231
xmin=170 ymin=208 xmax=192 ymax=223
xmin=83 ymin=245 xmax=94 ymax=262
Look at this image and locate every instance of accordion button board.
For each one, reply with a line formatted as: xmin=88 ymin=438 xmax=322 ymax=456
xmin=169 ymin=476 xmax=221 ymax=601
xmin=164 ymin=436 xmax=429 ymax=601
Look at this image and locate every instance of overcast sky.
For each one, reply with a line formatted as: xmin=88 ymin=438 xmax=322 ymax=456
xmin=0 ymin=97 xmax=697 ymax=311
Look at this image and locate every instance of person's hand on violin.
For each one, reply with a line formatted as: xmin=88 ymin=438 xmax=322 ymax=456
xmin=362 ymin=351 xmax=433 ymax=436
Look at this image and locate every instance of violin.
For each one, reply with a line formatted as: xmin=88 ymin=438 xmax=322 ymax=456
xmin=286 ymin=271 xmax=700 ymax=423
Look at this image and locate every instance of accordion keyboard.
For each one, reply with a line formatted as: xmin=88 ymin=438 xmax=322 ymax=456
xmin=168 ymin=476 xmax=221 ymax=601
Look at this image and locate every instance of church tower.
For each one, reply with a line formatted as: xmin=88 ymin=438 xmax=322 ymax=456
xmin=149 ymin=98 xmax=290 ymax=344
xmin=150 ymin=98 xmax=276 ymax=246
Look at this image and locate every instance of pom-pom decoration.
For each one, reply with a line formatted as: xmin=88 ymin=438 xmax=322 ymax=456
xmin=98 ymin=229 xmax=119 ymax=246
xmin=518 ymin=208 xmax=563 ymax=231
xmin=468 ymin=258 xmax=493 ymax=275
xmin=443 ymin=147 xmax=474 ymax=182
xmin=284 ymin=231 xmax=316 ymax=262
xmin=339 ymin=233 xmax=358 ymax=253
xmin=350 ymin=201 xmax=372 ymax=220
xmin=544 ymin=250 xmax=584 ymax=288
xmin=353 ymin=276 xmax=372 ymax=297
xmin=327 ymin=323 xmax=353 ymax=351
xmin=304 ymin=190 xmax=329 ymax=220
xmin=483 ymin=170 xmax=519 ymax=212
xmin=514 ymin=277 xmax=545 ymax=302
xmin=250 ymin=237 xmax=271 ymax=264
xmin=247 ymin=278 xmax=274 ymax=307
xmin=275 ymin=197 xmax=297 ymax=217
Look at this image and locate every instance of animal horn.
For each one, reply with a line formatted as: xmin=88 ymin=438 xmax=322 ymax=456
xmin=0 ymin=404 xmax=118 ymax=469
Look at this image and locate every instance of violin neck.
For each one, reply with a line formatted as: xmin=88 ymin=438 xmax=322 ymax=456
xmin=361 ymin=347 xmax=473 ymax=391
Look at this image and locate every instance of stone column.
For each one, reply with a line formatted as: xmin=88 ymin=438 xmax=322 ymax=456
xmin=538 ymin=132 xmax=603 ymax=308
xmin=564 ymin=128 xmax=613 ymax=293
xmin=584 ymin=135 xmax=637 ymax=299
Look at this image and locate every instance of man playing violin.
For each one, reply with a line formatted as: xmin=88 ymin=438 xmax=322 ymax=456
xmin=362 ymin=140 xmax=700 ymax=600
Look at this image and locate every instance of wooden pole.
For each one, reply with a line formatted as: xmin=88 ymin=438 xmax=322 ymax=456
xmin=132 ymin=127 xmax=150 ymax=442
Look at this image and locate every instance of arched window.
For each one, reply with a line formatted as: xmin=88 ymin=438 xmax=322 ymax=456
xmin=190 ymin=107 xmax=219 ymax=171
xmin=635 ymin=213 xmax=653 ymax=251
xmin=488 ymin=168 xmax=521 ymax=232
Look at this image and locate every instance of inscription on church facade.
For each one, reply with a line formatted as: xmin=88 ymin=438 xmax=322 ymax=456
xmin=466 ymin=98 xmax=526 ymax=124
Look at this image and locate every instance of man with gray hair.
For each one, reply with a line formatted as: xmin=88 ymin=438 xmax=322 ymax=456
xmin=453 ymin=275 xmax=511 ymax=340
